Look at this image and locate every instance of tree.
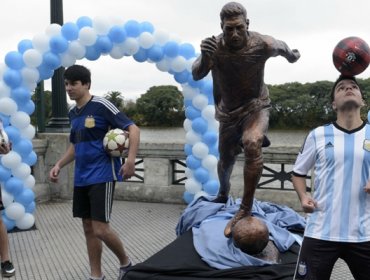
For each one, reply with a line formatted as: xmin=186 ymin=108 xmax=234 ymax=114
xmin=104 ymin=91 xmax=124 ymax=111
xmin=135 ymin=85 xmax=184 ymax=126
xmin=31 ymin=90 xmax=52 ymax=127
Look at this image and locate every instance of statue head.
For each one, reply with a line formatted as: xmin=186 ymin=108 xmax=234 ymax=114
xmin=220 ymin=2 xmax=249 ymax=27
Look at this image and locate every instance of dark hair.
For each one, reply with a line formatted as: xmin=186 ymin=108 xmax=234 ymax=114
xmin=330 ymin=75 xmax=361 ymax=101
xmin=64 ymin=64 xmax=91 ymax=86
xmin=220 ymin=2 xmax=247 ymax=22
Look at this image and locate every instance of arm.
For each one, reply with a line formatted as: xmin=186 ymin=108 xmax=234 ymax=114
xmin=49 ymin=144 xmax=75 ymax=183
xmin=120 ymin=124 xmax=140 ymax=179
xmin=292 ymin=174 xmax=316 ymax=213
xmin=265 ymin=35 xmax=300 ymax=63
xmin=192 ymin=36 xmax=218 ymax=81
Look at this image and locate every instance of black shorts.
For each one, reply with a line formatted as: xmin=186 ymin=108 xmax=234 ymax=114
xmin=294 ymin=237 xmax=370 ymax=280
xmin=0 ymin=190 xmax=3 ymax=211
xmin=73 ymin=182 xmax=115 ymax=222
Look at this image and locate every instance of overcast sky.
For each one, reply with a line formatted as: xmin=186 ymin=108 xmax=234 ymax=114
xmin=1 ymin=0 xmax=370 ymax=100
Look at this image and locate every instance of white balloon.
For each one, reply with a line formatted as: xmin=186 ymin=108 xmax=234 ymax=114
xmin=194 ymin=190 xmax=209 ymax=201
xmin=0 ymin=97 xmax=17 ymax=115
xmin=202 ymin=155 xmax=218 ymax=171
xmin=68 ymin=41 xmax=86 ymax=59
xmin=201 ymin=105 xmax=216 ymax=121
xmin=23 ymin=175 xmax=36 ymax=189
xmin=10 ymin=111 xmax=31 ymax=129
xmin=23 ymin=49 xmax=43 ymax=68
xmin=184 ymin=178 xmax=202 ymax=194
xmin=185 ymin=130 xmax=201 ymax=145
xmin=12 ymin=163 xmax=31 ymax=180
xmin=186 ymin=57 xmax=197 ymax=72
xmin=155 ymin=59 xmax=171 ymax=72
xmin=153 ymin=29 xmax=169 ymax=45
xmin=208 ymin=119 xmax=220 ymax=131
xmin=93 ymin=16 xmax=111 ymax=35
xmin=5 ymin=202 xmax=25 ymax=220
xmin=170 ymin=56 xmax=187 ymax=73
xmin=1 ymin=188 xmax=14 ymax=208
xmin=60 ymin=53 xmax=76 ymax=67
xmin=45 ymin=23 xmax=62 ymax=37
xmin=21 ymin=67 xmax=40 ymax=85
xmin=184 ymin=168 xmax=193 ymax=179
xmin=183 ymin=119 xmax=192 ymax=132
xmin=0 ymin=82 xmax=11 ymax=98
xmin=0 ymin=63 xmax=7 ymax=78
xmin=121 ymin=38 xmax=139 ymax=55
xmin=109 ymin=46 xmax=125 ymax=59
xmin=138 ymin=32 xmax=155 ymax=49
xmin=20 ymin=124 xmax=36 ymax=140
xmin=182 ymin=85 xmax=199 ymax=99
xmin=78 ymin=27 xmax=97 ymax=46
xmin=192 ymin=142 xmax=209 ymax=159
xmin=192 ymin=94 xmax=209 ymax=110
xmin=15 ymin=213 xmax=35 ymax=230
xmin=32 ymin=33 xmax=50 ymax=52
xmin=1 ymin=151 xmax=22 ymax=169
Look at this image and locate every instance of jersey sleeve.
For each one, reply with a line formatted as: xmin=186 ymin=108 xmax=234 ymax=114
xmin=293 ymin=131 xmax=316 ymax=177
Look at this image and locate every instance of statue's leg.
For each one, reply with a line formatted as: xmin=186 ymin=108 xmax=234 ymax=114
xmin=224 ymin=109 xmax=269 ymax=237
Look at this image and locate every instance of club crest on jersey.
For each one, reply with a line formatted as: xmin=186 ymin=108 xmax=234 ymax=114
xmin=297 ymin=261 xmax=307 ymax=276
xmin=363 ymin=139 xmax=370 ymax=151
xmin=85 ymin=115 xmax=95 ymax=128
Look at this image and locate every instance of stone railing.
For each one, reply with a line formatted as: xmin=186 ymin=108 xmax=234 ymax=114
xmin=33 ymin=133 xmax=303 ymax=211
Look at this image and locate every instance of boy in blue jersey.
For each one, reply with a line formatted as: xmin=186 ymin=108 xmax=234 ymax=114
xmin=292 ymin=75 xmax=370 ymax=280
xmin=49 ymin=65 xmax=140 ymax=280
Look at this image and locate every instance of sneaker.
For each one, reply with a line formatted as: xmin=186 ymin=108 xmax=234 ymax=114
xmin=117 ymin=262 xmax=132 ymax=280
xmin=1 ymin=261 xmax=15 ymax=277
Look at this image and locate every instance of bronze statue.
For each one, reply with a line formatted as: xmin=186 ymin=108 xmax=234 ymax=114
xmin=192 ymin=2 xmax=300 ymax=244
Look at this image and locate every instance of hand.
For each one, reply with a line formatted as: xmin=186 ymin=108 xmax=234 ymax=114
xmin=364 ymin=181 xmax=370 ymax=194
xmin=288 ymin=49 xmax=300 ymax=63
xmin=49 ymin=165 xmax=60 ymax=183
xmin=0 ymin=143 xmax=10 ymax=154
xmin=200 ymin=36 xmax=218 ymax=58
xmin=300 ymin=195 xmax=317 ymax=213
xmin=119 ymin=160 xmax=135 ymax=180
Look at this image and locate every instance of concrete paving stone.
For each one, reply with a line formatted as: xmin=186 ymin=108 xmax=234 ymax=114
xmin=4 ymin=200 xmax=353 ymax=280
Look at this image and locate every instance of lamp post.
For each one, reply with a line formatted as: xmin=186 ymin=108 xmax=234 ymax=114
xmin=46 ymin=0 xmax=70 ymax=132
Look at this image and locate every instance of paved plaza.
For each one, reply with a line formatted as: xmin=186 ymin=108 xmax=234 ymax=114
xmin=5 ymin=200 xmax=353 ymax=280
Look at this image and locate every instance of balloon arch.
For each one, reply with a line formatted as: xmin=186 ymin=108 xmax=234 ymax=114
xmin=0 ymin=16 xmax=220 ymax=231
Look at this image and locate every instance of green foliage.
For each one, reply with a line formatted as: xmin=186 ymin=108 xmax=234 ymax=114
xmin=135 ymin=85 xmax=185 ymax=126
xmin=31 ymin=89 xmax=52 ymax=126
xmin=104 ymin=91 xmax=124 ymax=111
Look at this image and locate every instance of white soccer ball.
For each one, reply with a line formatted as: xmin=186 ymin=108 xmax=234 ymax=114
xmin=103 ymin=128 xmax=129 ymax=157
xmin=0 ymin=128 xmax=9 ymax=146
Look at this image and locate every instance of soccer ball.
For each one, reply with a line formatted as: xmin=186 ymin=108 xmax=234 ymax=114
xmin=103 ymin=128 xmax=129 ymax=157
xmin=332 ymin=36 xmax=370 ymax=76
xmin=0 ymin=128 xmax=9 ymax=146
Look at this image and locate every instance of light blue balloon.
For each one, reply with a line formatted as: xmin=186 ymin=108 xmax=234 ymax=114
xmin=4 ymin=177 xmax=24 ymax=195
xmin=15 ymin=188 xmax=35 ymax=206
xmin=202 ymin=131 xmax=218 ymax=146
xmin=186 ymin=155 xmax=201 ymax=169
xmin=4 ymin=126 xmax=21 ymax=144
xmin=13 ymin=139 xmax=33 ymax=157
xmin=11 ymin=86 xmax=31 ymax=105
xmin=184 ymin=144 xmax=192 ymax=156
xmin=37 ymin=65 xmax=54 ymax=81
xmin=192 ymin=117 xmax=208 ymax=134
xmin=0 ymin=114 xmax=10 ymax=126
xmin=0 ymin=165 xmax=12 ymax=182
xmin=17 ymin=39 xmax=33 ymax=54
xmin=183 ymin=191 xmax=194 ymax=204
xmin=188 ymin=76 xmax=204 ymax=89
xmin=3 ymin=69 xmax=22 ymax=88
xmin=19 ymin=100 xmax=35 ymax=115
xmin=133 ymin=48 xmax=148 ymax=63
xmin=76 ymin=16 xmax=93 ymax=29
xmin=184 ymin=99 xmax=192 ymax=107
xmin=85 ymin=45 xmax=101 ymax=61
xmin=1 ymin=214 xmax=15 ymax=231
xmin=5 ymin=51 xmax=25 ymax=70
xmin=185 ymin=105 xmax=201 ymax=120
xmin=179 ymin=43 xmax=196 ymax=59
xmin=209 ymin=143 xmax=219 ymax=157
xmin=203 ymin=180 xmax=220 ymax=195
xmin=22 ymin=151 xmax=37 ymax=166
xmin=200 ymin=79 xmax=213 ymax=97
xmin=147 ymin=45 xmax=164 ymax=62
xmin=174 ymin=70 xmax=190 ymax=84
xmin=368 ymin=111 xmax=370 ymax=123
xmin=25 ymin=201 xmax=36 ymax=213
xmin=49 ymin=35 xmax=69 ymax=54
xmin=140 ymin=21 xmax=154 ymax=33
xmin=194 ymin=167 xmax=210 ymax=183
xmin=42 ymin=51 xmax=61 ymax=69
xmin=164 ymin=41 xmax=179 ymax=58
xmin=124 ymin=20 xmax=141 ymax=37
xmin=95 ymin=36 xmax=113 ymax=54
xmin=61 ymin=22 xmax=79 ymax=41
xmin=108 ymin=26 xmax=127 ymax=43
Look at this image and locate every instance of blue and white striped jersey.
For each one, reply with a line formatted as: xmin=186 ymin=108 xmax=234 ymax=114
xmin=293 ymin=121 xmax=370 ymax=242
xmin=69 ymin=95 xmax=133 ymax=187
